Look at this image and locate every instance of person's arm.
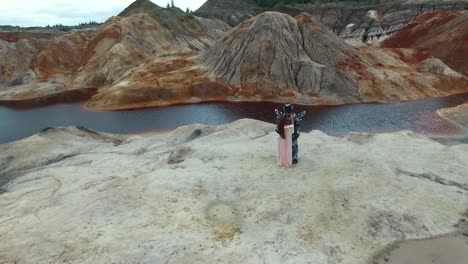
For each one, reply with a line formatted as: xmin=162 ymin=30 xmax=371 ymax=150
xmin=293 ymin=112 xmax=305 ymax=137
xmin=275 ymin=109 xmax=284 ymax=134
xmin=275 ymin=109 xmax=283 ymax=123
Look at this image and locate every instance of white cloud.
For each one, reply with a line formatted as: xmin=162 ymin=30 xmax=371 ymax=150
xmin=0 ymin=0 xmax=207 ymax=27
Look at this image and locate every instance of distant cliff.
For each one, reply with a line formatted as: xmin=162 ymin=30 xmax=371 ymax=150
xmin=194 ymin=0 xmax=468 ymax=45
xmin=194 ymin=0 xmax=262 ymax=27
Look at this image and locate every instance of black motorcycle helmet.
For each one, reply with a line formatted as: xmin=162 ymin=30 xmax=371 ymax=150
xmin=284 ymin=103 xmax=293 ymax=114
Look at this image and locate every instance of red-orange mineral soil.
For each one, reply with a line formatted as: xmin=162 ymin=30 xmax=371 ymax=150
xmin=0 ymin=1 xmax=466 ymax=110
xmin=381 ymin=11 xmax=468 ymax=76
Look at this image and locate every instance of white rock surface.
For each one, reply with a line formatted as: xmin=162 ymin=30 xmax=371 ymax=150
xmin=438 ymin=103 xmax=468 ymax=132
xmin=0 ymin=119 xmax=467 ymax=263
xmin=418 ymin=58 xmax=466 ymax=79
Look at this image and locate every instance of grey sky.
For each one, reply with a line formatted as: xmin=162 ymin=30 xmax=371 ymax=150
xmin=0 ymin=0 xmax=207 ymax=27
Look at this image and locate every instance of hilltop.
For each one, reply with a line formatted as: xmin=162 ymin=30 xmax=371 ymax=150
xmin=200 ymin=12 xmax=360 ymax=102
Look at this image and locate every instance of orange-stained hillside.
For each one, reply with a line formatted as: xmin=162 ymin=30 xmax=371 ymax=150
xmin=381 ymin=12 xmax=468 ymax=76
xmin=0 ymin=33 xmax=20 ymax=42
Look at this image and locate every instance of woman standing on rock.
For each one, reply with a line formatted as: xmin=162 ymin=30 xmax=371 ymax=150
xmin=275 ymin=103 xmax=306 ymax=166
xmin=276 ymin=103 xmax=296 ymax=167
xmin=276 ymin=114 xmax=294 ymax=167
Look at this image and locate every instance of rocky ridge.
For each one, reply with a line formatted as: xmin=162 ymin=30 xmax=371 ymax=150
xmin=0 ymin=119 xmax=467 ymax=263
xmin=119 ymin=0 xmax=230 ymax=50
xmin=194 ymin=0 xmax=468 ymax=46
xmin=194 ymin=0 xmax=261 ymax=27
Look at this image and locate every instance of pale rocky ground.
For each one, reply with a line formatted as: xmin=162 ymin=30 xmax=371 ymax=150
xmin=373 ymin=233 xmax=468 ymax=264
xmin=438 ymin=103 xmax=468 ymax=131
xmin=1 ymin=119 xmax=467 ymax=263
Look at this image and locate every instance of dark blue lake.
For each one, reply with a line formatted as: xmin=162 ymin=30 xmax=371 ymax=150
xmin=1 ymin=93 xmax=467 ymax=144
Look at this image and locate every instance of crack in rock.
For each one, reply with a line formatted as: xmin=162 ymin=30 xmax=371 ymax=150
xmin=395 ymin=168 xmax=468 ymax=192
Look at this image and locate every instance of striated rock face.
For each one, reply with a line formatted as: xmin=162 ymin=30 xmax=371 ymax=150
xmin=200 ymin=12 xmax=360 ymax=102
xmin=336 ymin=47 xmax=468 ymax=102
xmin=417 ymin=58 xmax=466 ymax=79
xmin=195 ymin=16 xmax=233 ymax=43
xmin=1 ymin=119 xmax=468 ymax=263
xmin=335 ymin=2 xmax=468 ymax=46
xmin=0 ymin=36 xmax=49 ymax=89
xmin=381 ymin=11 xmax=468 ymax=76
xmin=194 ymin=0 xmax=468 ymax=45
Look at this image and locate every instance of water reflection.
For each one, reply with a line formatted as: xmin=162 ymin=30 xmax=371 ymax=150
xmin=1 ymin=93 xmax=467 ymax=144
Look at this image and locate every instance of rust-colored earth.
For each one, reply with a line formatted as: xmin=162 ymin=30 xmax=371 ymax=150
xmin=0 ymin=1 xmax=466 ymax=111
xmin=381 ymin=11 xmax=468 ymax=76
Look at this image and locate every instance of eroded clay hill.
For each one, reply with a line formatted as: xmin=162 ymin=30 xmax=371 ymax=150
xmin=0 ymin=0 xmax=231 ymax=101
xmin=200 ymin=11 xmax=467 ymax=104
xmin=0 ymin=33 xmax=51 ymax=91
xmin=381 ymin=11 xmax=468 ymax=76
xmin=85 ymin=12 xmax=468 ymax=110
xmin=201 ymin=12 xmax=361 ymax=102
xmin=119 ymin=0 xmax=230 ymax=49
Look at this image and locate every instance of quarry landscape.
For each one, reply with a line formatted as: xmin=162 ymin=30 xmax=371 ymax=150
xmin=1 ymin=0 xmax=467 ymax=263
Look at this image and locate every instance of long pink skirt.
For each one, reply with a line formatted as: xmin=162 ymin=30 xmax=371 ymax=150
xmin=278 ymin=124 xmax=294 ymax=167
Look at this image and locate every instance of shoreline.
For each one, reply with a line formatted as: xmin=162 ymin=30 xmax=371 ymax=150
xmin=0 ymin=90 xmax=467 ymax=111
xmin=372 ymin=210 xmax=468 ymax=263
xmin=83 ymin=91 xmax=468 ymax=112
xmin=372 ymin=232 xmax=468 ymax=264
xmin=1 ymin=91 xmax=467 ymax=145
xmin=0 ymin=88 xmax=98 ymax=109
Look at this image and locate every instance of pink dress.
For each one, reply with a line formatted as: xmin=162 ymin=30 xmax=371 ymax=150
xmin=278 ymin=124 xmax=294 ymax=167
